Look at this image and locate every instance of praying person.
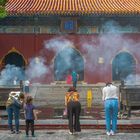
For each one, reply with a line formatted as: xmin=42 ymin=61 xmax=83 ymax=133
xmin=102 ymin=82 xmax=119 ymax=136
xmin=6 ymin=92 xmax=25 ymax=134
xmin=65 ymin=87 xmax=81 ymax=134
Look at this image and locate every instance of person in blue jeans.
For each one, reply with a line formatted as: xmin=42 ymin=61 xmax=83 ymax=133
xmin=102 ymin=82 xmax=119 ymax=136
xmin=6 ymin=92 xmax=25 ymax=134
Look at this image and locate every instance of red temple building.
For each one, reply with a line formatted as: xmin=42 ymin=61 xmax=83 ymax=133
xmin=0 ymin=0 xmax=140 ymax=84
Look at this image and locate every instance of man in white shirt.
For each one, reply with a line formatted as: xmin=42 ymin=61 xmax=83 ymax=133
xmin=24 ymin=80 xmax=30 ymax=95
xmin=102 ymin=82 xmax=119 ymax=136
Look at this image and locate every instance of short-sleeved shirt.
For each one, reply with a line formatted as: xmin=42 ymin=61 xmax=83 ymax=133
xmin=102 ymin=84 xmax=119 ymax=101
xmin=71 ymin=71 xmax=78 ymax=81
xmin=24 ymin=104 xmax=35 ymax=120
xmin=24 ymin=80 xmax=30 ymax=93
xmin=24 ymin=80 xmax=30 ymax=86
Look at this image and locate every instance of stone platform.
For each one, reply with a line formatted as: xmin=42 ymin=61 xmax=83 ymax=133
xmin=31 ymin=83 xmax=105 ymax=108
xmin=0 ymin=83 xmax=140 ymax=131
xmin=0 ymin=129 xmax=140 ymax=140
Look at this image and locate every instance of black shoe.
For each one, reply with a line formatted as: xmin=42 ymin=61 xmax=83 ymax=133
xmin=10 ymin=130 xmax=15 ymax=134
xmin=16 ymin=131 xmax=21 ymax=134
xmin=32 ymin=134 xmax=35 ymax=137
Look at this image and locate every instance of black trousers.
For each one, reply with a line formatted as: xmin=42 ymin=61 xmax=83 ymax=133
xmin=67 ymin=101 xmax=81 ymax=133
xmin=25 ymin=119 xmax=34 ymax=135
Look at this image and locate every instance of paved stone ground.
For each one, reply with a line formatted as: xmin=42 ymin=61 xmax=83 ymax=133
xmin=0 ymin=129 xmax=139 ymax=140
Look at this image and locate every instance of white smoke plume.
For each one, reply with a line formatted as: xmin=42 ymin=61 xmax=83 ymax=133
xmin=25 ymin=57 xmax=49 ymax=80
xmin=81 ymin=20 xmax=139 ymax=73
xmin=124 ymin=74 xmax=140 ymax=85
xmin=44 ymin=37 xmax=81 ymax=80
xmin=44 ymin=37 xmax=74 ymax=54
xmin=0 ymin=64 xmax=24 ymax=85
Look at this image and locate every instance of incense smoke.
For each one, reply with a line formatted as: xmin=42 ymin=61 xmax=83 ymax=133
xmin=81 ymin=20 xmax=140 ymax=82
xmin=25 ymin=57 xmax=48 ymax=80
xmin=44 ymin=37 xmax=83 ymax=80
xmin=0 ymin=64 xmax=24 ymax=85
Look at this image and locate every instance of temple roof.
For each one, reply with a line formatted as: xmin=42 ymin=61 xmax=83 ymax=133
xmin=6 ymin=0 xmax=140 ymax=15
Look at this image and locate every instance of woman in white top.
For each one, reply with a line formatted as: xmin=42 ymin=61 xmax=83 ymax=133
xmin=102 ymin=82 xmax=119 ymax=136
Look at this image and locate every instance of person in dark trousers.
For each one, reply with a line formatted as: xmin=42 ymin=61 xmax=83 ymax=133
xmin=102 ymin=82 xmax=119 ymax=136
xmin=20 ymin=80 xmax=24 ymax=92
xmin=71 ymin=71 xmax=79 ymax=88
xmin=6 ymin=92 xmax=25 ymax=134
xmin=65 ymin=87 xmax=81 ymax=134
xmin=24 ymin=80 xmax=30 ymax=96
xmin=24 ymin=96 xmax=37 ymax=137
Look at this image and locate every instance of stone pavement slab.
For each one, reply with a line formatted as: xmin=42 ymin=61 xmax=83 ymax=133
xmin=1 ymin=119 xmax=140 ymax=125
xmin=0 ymin=129 xmax=140 ymax=140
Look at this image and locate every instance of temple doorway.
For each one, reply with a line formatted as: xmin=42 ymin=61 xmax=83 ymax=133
xmin=3 ymin=52 xmax=25 ymax=68
xmin=112 ymin=52 xmax=136 ymax=81
xmin=54 ymin=47 xmax=84 ymax=81
xmin=0 ymin=51 xmax=26 ymax=85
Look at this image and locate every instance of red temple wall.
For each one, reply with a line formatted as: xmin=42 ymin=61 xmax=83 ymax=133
xmin=0 ymin=33 xmax=140 ymax=84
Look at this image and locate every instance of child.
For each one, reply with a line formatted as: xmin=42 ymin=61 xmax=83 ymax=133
xmin=24 ymin=96 xmax=37 ymax=137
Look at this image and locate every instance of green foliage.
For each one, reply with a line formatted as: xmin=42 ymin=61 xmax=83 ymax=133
xmin=0 ymin=0 xmax=7 ymax=6
xmin=0 ymin=6 xmax=7 ymax=18
xmin=0 ymin=0 xmax=7 ymax=18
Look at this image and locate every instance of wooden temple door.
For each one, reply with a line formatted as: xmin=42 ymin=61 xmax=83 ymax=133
xmin=112 ymin=52 xmax=136 ymax=81
xmin=54 ymin=48 xmax=84 ymax=82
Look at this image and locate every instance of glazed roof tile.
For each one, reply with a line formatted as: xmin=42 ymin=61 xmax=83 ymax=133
xmin=6 ymin=0 xmax=140 ymax=15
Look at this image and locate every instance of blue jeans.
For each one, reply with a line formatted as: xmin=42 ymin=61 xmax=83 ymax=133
xmin=104 ymin=99 xmax=118 ymax=132
xmin=6 ymin=105 xmax=20 ymax=132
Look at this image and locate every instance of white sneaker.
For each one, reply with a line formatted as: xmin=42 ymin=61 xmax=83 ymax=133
xmin=110 ymin=130 xmax=115 ymax=135
xmin=106 ymin=131 xmax=110 ymax=136
xmin=69 ymin=131 xmax=73 ymax=135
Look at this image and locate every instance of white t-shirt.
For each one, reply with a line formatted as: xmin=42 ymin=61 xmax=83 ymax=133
xmin=13 ymin=80 xmax=17 ymax=85
xmin=24 ymin=80 xmax=30 ymax=86
xmin=102 ymin=84 xmax=119 ymax=101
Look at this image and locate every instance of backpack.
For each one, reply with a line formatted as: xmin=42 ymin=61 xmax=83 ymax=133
xmin=6 ymin=97 xmax=14 ymax=108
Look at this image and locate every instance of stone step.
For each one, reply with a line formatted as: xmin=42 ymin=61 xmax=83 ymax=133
xmin=0 ymin=119 xmax=140 ymax=130
xmin=31 ymin=84 xmax=104 ymax=107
